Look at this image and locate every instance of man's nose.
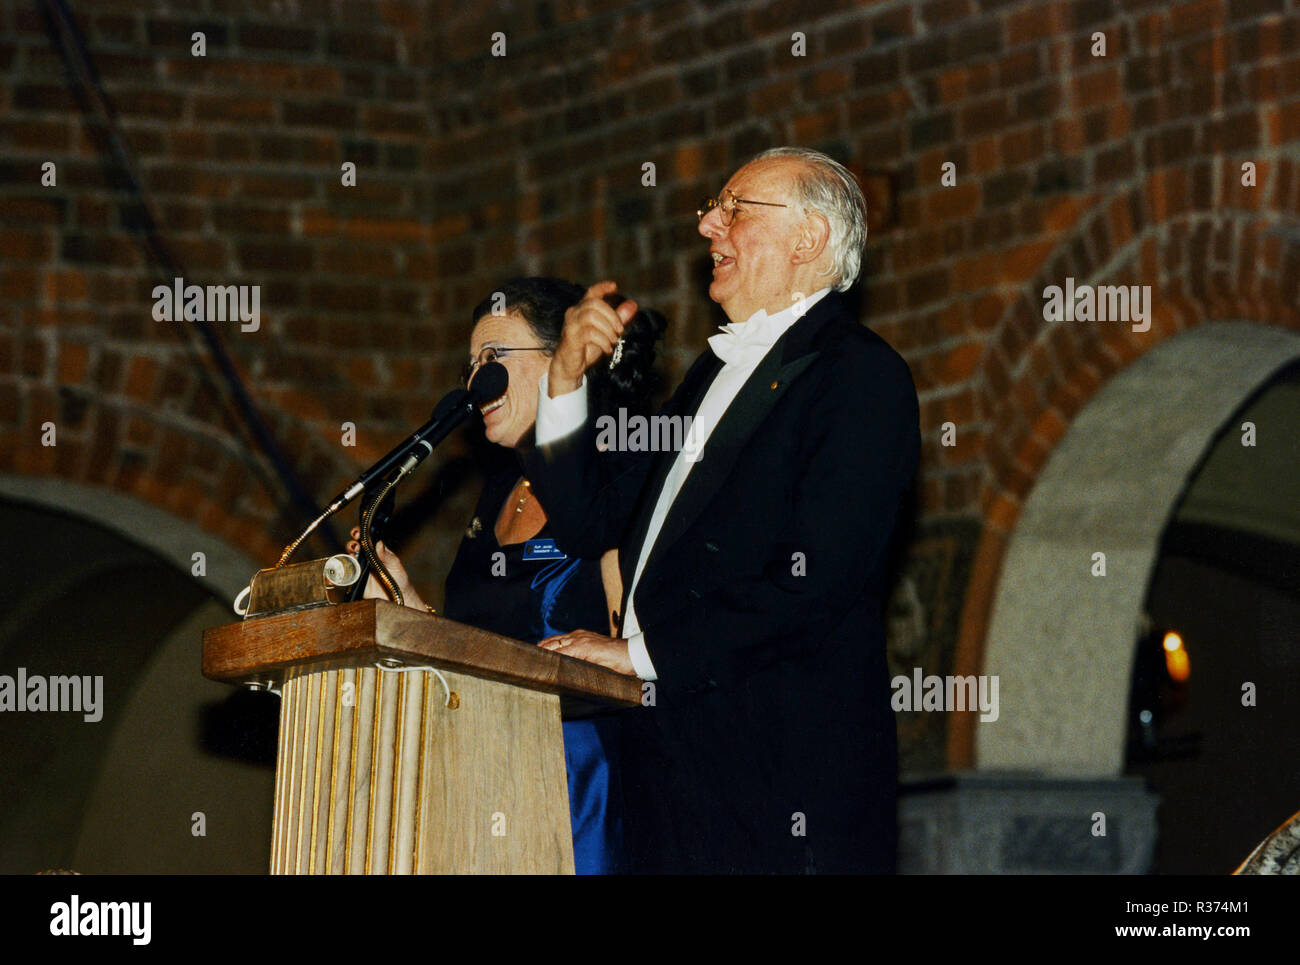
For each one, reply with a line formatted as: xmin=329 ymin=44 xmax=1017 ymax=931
xmin=698 ymin=208 xmax=725 ymax=239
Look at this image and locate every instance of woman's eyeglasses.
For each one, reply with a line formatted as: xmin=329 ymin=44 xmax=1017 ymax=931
xmin=461 ymin=345 xmax=550 ymax=386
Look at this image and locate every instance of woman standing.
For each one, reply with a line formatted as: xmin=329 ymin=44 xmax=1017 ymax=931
xmin=350 ymin=277 xmax=663 ymax=873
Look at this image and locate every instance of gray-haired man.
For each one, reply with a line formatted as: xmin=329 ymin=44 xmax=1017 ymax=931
xmin=527 ymin=148 xmax=919 ymax=873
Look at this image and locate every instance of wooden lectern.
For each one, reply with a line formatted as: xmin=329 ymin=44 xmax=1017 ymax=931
xmin=202 ymin=600 xmax=641 ymax=874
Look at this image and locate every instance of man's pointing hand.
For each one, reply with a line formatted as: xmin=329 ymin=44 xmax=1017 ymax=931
xmin=548 ymin=280 xmax=638 ymax=397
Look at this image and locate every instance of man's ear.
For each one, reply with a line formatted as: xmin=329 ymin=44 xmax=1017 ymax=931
xmin=791 ymin=211 xmax=830 ymax=267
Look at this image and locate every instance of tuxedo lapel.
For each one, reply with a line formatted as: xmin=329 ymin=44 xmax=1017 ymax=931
xmin=634 ymin=293 xmax=845 ymax=587
xmin=644 ymin=346 xmax=817 ymax=577
xmin=618 ymin=351 xmax=724 ymax=618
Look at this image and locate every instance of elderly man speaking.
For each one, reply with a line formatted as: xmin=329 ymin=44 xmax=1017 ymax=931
xmin=525 ymin=147 xmax=920 ymax=874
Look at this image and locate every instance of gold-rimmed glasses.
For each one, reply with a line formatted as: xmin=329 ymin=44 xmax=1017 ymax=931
xmin=696 ymin=188 xmax=789 ymax=225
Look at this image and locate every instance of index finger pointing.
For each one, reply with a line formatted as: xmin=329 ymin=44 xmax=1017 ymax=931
xmin=583 ymin=280 xmax=618 ymax=301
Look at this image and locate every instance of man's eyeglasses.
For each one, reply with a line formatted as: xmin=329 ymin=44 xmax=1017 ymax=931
xmin=461 ymin=345 xmax=550 ymax=386
xmin=696 ymin=188 xmax=788 ymax=226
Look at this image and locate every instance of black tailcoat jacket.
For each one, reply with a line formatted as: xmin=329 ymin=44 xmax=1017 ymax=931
xmin=522 ymin=291 xmax=920 ymax=873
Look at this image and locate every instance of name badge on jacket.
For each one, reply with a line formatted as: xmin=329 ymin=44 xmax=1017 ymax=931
xmin=522 ymin=538 xmax=567 ymax=561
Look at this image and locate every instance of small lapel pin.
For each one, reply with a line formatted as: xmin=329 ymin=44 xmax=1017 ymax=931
xmin=770 ymin=381 xmax=779 ymax=390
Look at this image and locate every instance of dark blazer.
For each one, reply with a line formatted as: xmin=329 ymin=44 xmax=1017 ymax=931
xmin=522 ymin=291 xmax=920 ymax=873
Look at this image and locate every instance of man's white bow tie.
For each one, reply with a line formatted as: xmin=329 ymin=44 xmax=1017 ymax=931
xmin=708 ymin=311 xmax=777 ymax=366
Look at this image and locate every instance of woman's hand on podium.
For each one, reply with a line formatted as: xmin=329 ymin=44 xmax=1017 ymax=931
xmin=346 ymin=527 xmax=428 ymax=612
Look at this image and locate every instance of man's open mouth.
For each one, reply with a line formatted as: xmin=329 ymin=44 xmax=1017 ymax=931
xmin=479 ymin=396 xmax=506 ymax=415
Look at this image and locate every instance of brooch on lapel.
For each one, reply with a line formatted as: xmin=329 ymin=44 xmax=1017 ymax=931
xmin=466 ymin=517 xmax=482 ymax=539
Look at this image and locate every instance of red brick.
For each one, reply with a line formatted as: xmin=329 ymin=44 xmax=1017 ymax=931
xmin=926 ymin=183 xmax=981 ymax=222
xmin=123 ymin=357 xmax=158 ymax=402
xmin=939 ymin=341 xmax=984 ymax=384
xmin=987 ymin=492 xmax=1020 ymax=533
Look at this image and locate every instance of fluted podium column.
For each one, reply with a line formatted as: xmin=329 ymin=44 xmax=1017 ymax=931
xmin=203 ymin=600 xmax=641 ymax=875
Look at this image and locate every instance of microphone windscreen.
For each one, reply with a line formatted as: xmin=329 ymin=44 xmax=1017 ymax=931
xmin=467 ymin=361 xmax=508 ymax=406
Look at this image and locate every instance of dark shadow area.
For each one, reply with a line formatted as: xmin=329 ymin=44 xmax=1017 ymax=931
xmin=198 ymin=689 xmax=281 ymax=767
xmin=0 ymin=497 xmax=273 ymax=873
xmin=1127 ymin=360 xmax=1300 ymax=873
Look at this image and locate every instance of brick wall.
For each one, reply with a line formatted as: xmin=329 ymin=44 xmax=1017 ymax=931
xmin=2 ymin=0 xmax=1297 ymax=771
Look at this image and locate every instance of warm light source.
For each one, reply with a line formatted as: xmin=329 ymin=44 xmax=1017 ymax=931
xmin=1163 ymin=631 xmax=1190 ymax=682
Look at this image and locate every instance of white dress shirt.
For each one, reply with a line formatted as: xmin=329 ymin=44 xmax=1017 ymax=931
xmin=535 ymin=288 xmax=831 ymax=680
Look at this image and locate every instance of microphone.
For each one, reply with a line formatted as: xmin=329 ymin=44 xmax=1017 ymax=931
xmin=324 ymin=362 xmax=508 ymax=512
xmin=339 ymin=362 xmax=507 ymax=603
xmin=275 ymin=363 xmax=508 ymax=571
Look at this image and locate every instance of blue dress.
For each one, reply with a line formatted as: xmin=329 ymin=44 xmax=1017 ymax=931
xmin=443 ymin=468 xmax=624 ymax=874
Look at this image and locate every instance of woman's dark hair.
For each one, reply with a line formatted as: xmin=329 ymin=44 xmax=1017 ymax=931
xmin=471 ymin=277 xmax=666 ymax=418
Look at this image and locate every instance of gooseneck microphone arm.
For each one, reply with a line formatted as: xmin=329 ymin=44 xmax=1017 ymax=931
xmin=275 ymin=363 xmax=508 ymax=568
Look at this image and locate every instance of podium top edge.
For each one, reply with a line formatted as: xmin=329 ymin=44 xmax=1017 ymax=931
xmin=201 ymin=600 xmax=642 ymax=708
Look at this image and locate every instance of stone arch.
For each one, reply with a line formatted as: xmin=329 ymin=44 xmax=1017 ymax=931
xmin=0 ymin=473 xmax=258 ymax=600
xmin=0 ymin=480 xmax=279 ymax=872
xmin=946 ymin=158 xmax=1300 ymax=767
xmin=966 ymin=323 xmax=1300 ymax=774
xmin=979 ymin=177 xmax=1298 ymax=517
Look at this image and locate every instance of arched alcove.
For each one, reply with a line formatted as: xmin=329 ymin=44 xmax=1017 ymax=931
xmin=0 ymin=474 xmax=259 ymax=601
xmin=0 ymin=481 xmax=276 ymax=872
xmin=976 ymin=323 xmax=1300 ymax=775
